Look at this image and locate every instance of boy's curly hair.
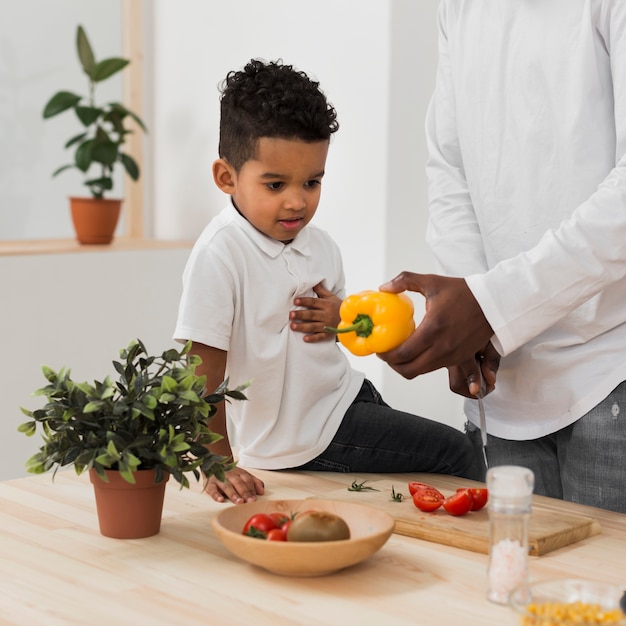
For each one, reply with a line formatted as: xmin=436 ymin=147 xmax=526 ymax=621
xmin=218 ymin=59 xmax=339 ymax=171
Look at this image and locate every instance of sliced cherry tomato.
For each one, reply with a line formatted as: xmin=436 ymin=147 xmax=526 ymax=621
xmin=242 ymin=513 xmax=277 ymax=538
xmin=408 ymin=481 xmax=438 ymax=496
xmin=443 ymin=490 xmax=473 ymax=516
xmin=266 ymin=528 xmax=288 ymax=541
xmin=412 ymin=488 xmax=444 ymax=512
xmin=457 ymin=487 xmax=489 ymax=511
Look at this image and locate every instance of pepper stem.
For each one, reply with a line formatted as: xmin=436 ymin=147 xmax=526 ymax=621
xmin=324 ymin=314 xmax=374 ymax=338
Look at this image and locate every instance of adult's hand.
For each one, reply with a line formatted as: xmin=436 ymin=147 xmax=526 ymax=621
xmin=447 ymin=341 xmax=501 ymax=398
xmin=378 ymin=272 xmax=494 ymax=381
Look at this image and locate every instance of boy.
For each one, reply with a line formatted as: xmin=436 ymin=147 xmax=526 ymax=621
xmin=173 ymin=59 xmax=482 ymax=504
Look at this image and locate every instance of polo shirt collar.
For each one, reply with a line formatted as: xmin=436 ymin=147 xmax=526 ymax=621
xmin=228 ymin=202 xmax=312 ymax=258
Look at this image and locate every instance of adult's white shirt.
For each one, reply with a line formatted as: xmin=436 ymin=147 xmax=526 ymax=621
xmin=173 ymin=204 xmax=364 ymax=468
xmin=426 ymin=0 xmax=626 ymax=439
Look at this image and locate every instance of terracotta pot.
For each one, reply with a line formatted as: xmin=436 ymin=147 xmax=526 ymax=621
xmin=69 ymin=196 xmax=122 ymax=245
xmin=89 ymin=468 xmax=169 ymax=539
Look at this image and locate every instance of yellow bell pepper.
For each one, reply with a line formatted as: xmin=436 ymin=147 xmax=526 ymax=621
xmin=325 ymin=290 xmax=416 ymax=356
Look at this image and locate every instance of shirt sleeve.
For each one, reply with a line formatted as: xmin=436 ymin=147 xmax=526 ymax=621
xmin=173 ymin=241 xmax=235 ymax=351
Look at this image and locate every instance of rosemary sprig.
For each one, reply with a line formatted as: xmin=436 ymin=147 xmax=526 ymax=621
xmin=390 ymin=485 xmax=404 ymax=502
xmin=347 ymin=479 xmax=379 ymax=492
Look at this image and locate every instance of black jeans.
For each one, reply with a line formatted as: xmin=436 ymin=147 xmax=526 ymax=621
xmin=295 ymin=380 xmax=484 ymax=480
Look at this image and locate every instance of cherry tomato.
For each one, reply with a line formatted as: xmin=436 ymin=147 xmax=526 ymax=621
xmin=266 ymin=528 xmax=288 ymax=541
xmin=457 ymin=487 xmax=489 ymax=511
xmin=408 ymin=481 xmax=438 ymax=496
xmin=442 ymin=490 xmax=473 ymax=516
xmin=242 ymin=513 xmax=277 ymax=538
xmin=412 ymin=488 xmax=444 ymax=512
xmin=269 ymin=512 xmax=290 ymax=528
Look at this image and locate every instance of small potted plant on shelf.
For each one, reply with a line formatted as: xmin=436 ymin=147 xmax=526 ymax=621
xmin=18 ymin=339 xmax=248 ymax=539
xmin=42 ymin=25 xmax=147 ymax=244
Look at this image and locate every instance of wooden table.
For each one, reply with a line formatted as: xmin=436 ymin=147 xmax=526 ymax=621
xmin=1 ymin=470 xmax=624 ymax=625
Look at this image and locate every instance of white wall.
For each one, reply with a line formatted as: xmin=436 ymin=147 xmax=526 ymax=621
xmin=382 ymin=0 xmax=461 ymax=424
xmin=1 ymin=0 xmax=464 ymax=482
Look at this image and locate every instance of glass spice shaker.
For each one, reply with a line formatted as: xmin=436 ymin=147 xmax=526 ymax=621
xmin=486 ymin=465 xmax=535 ymax=605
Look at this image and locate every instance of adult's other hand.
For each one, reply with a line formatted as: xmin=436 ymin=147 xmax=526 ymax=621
xmin=448 ymin=342 xmax=500 ymax=399
xmin=378 ymin=272 xmax=494 ymax=380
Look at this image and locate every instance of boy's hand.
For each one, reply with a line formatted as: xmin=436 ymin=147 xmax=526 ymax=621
xmin=205 ymin=467 xmax=265 ymax=504
xmin=290 ymin=282 xmax=341 ymax=343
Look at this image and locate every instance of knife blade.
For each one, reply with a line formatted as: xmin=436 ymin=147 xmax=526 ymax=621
xmin=476 ymin=368 xmax=489 ymax=469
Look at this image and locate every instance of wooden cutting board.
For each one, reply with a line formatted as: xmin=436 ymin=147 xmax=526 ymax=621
xmin=308 ymin=479 xmax=601 ymax=556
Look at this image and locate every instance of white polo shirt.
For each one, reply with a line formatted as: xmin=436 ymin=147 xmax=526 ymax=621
xmin=173 ymin=205 xmax=364 ymax=468
xmin=426 ymin=0 xmax=626 ymax=439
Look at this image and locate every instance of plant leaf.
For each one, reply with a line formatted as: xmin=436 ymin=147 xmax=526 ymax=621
xmin=143 ymin=395 xmax=157 ymax=410
xmin=52 ymin=164 xmax=75 ymax=177
xmin=178 ymin=390 xmax=201 ymax=403
xmin=76 ymin=25 xmax=96 ymax=77
xmin=65 ymin=132 xmax=87 ymax=149
xmin=43 ymin=91 xmax=81 ymax=118
xmin=91 ymin=141 xmax=118 ymax=165
xmin=84 ymin=176 xmax=113 ymax=191
xmin=120 ymin=153 xmax=139 ymax=180
xmin=118 ymin=464 xmax=136 ymax=484
xmin=106 ymin=439 xmax=121 ymax=460
xmin=170 ymin=439 xmax=190 ymax=453
xmin=109 ymin=103 xmax=148 ymax=133
xmin=92 ymin=58 xmax=129 ymax=83
xmin=83 ymin=401 xmax=104 ymax=413
xmin=17 ymin=421 xmax=37 ymax=436
xmin=161 ymin=376 xmax=177 ymax=393
xmin=75 ymin=139 xmax=95 ymax=171
xmin=25 ymin=458 xmax=47 ymax=474
xmin=75 ymin=106 xmax=102 ymax=126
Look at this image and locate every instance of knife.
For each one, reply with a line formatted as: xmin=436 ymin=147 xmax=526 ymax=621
xmin=476 ymin=368 xmax=489 ymax=469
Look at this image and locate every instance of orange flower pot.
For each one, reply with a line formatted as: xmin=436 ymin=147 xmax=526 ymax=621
xmin=70 ymin=197 xmax=122 ymax=245
xmin=89 ymin=468 xmax=169 ymax=539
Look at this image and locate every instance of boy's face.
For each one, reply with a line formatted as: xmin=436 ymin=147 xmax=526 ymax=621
xmin=215 ymin=137 xmax=329 ymax=243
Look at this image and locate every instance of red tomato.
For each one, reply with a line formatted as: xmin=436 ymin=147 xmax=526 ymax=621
xmin=408 ymin=481 xmax=437 ymax=496
xmin=412 ymin=488 xmax=444 ymax=512
xmin=443 ymin=490 xmax=473 ymax=516
xmin=269 ymin=512 xmax=290 ymax=528
xmin=242 ymin=513 xmax=277 ymax=538
xmin=266 ymin=528 xmax=287 ymax=541
xmin=457 ymin=488 xmax=489 ymax=511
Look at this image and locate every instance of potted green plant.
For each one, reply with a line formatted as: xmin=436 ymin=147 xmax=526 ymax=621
xmin=18 ymin=339 xmax=247 ymax=539
xmin=42 ymin=25 xmax=147 ymax=244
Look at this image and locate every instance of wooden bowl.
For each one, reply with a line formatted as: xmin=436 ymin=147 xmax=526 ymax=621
xmin=212 ymin=498 xmax=395 ymax=576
